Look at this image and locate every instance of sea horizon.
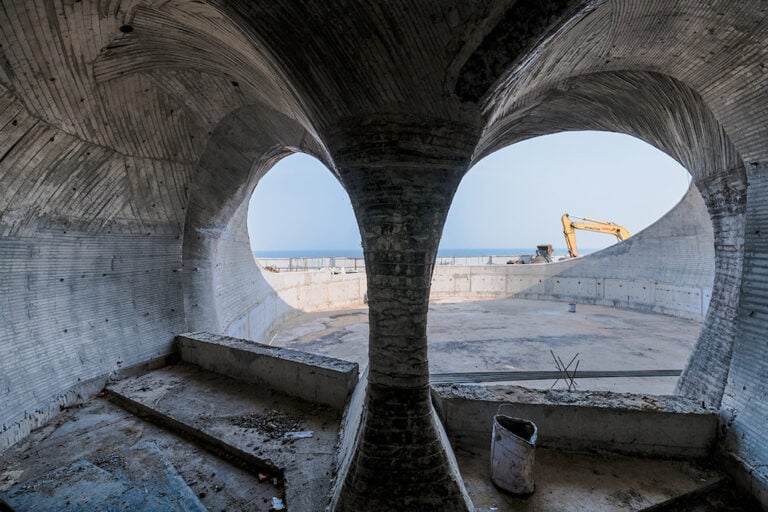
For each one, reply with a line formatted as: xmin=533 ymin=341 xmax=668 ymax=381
xmin=253 ymin=247 xmax=599 ymax=258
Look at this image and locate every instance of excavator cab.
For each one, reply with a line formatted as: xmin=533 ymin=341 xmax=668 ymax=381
xmin=534 ymin=244 xmax=554 ymax=263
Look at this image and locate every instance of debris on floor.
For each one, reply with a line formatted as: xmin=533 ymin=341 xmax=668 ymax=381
xmin=106 ymin=363 xmax=342 ymax=511
xmin=0 ymin=471 xmax=23 ymax=492
xmin=283 ymin=431 xmax=314 ymax=442
xmin=228 ymin=409 xmax=305 ymax=439
xmin=270 ymin=496 xmax=286 ymax=510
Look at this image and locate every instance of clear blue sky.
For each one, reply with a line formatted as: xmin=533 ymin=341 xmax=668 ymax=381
xmin=247 ymin=131 xmax=691 ymax=255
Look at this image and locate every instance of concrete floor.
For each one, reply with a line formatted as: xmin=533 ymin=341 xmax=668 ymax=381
xmin=0 ymin=398 xmax=278 ymax=511
xmin=271 ymin=297 xmax=703 ymax=395
xmin=0 ymin=363 xmax=343 ymax=512
xmin=106 ymin=363 xmax=342 ymax=511
xmin=456 ymin=447 xmax=723 ymax=512
xmin=0 ymin=369 xmax=737 ymax=512
xmin=0 ymin=300 xmax=714 ymax=511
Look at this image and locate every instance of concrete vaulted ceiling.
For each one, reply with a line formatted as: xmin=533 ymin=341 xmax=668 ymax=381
xmin=1 ymin=1 xmax=768 ymax=510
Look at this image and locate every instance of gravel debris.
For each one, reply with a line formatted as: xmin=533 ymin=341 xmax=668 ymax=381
xmin=91 ymin=453 xmax=127 ymax=473
xmin=228 ymin=410 xmax=304 ymax=439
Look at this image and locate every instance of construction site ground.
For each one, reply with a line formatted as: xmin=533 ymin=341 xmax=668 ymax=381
xmin=0 ymin=368 xmax=752 ymax=512
xmin=1 ymin=298 xmax=743 ymax=511
xmin=270 ymin=297 xmax=703 ymax=395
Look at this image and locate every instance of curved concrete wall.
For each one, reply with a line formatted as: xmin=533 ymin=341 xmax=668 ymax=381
xmin=0 ymin=84 xmax=189 ymax=452
xmin=225 ymin=266 xmax=367 ymax=343
xmin=249 ymin=183 xmax=714 ymax=323
xmin=179 ymin=106 xmax=364 ymax=346
xmin=431 ymin=183 xmax=715 ymax=321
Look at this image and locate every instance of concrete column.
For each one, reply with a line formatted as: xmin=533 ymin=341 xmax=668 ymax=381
xmin=328 ymin=117 xmax=477 ymax=511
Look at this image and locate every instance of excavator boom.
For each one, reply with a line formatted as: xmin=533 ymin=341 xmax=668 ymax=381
xmin=561 ymin=213 xmax=630 ymax=258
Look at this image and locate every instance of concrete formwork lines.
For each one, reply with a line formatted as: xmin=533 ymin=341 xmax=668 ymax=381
xmin=327 ymin=121 xmax=477 ymax=510
xmin=2 ymin=1 xmax=768 ymax=509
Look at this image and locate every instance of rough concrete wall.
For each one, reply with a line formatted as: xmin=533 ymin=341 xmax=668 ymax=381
xmin=180 ymin=104 xmax=333 ymax=343
xmin=0 ymin=2 xmax=291 ymax=452
xmin=431 ymin=183 xmax=715 ymax=320
xmin=177 ymin=332 xmax=359 ymax=410
xmin=0 ymin=78 xmax=189 ymax=450
xmin=206 ymin=198 xmax=366 ymax=344
xmin=431 ymin=385 xmax=717 ymax=459
xmin=719 ymin=163 xmax=768 ymax=504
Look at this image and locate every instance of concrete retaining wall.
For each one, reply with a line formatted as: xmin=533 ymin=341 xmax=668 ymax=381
xmin=430 ymin=265 xmax=710 ymax=320
xmin=250 ymin=185 xmax=713 ymax=324
xmin=224 ymin=267 xmax=367 ymax=344
xmin=264 ymin=270 xmax=367 ymax=318
xmin=431 ymin=385 xmax=717 ymax=459
xmin=430 ymin=184 xmax=715 ymax=321
xmin=248 ymin=185 xmax=713 ymax=326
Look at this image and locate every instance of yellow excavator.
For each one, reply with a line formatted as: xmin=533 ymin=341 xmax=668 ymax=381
xmin=561 ymin=213 xmax=631 ymax=258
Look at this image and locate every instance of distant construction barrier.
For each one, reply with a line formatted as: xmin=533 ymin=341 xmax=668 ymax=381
xmin=254 ymin=254 xmax=711 ymax=321
xmin=256 ymin=256 xmax=366 ymax=272
xmin=256 ymin=254 xmax=534 ymax=272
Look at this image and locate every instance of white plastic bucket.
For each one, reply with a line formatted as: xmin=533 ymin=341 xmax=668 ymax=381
xmin=490 ymin=406 xmax=538 ymax=495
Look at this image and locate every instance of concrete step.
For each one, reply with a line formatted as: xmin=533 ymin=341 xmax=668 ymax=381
xmin=0 ymin=441 xmax=205 ymax=512
xmin=176 ymin=331 xmax=359 ymax=410
xmin=432 ymin=384 xmax=718 ymax=459
xmin=0 ymin=396 xmax=278 ymax=512
xmin=108 ymin=363 xmax=343 ymax=512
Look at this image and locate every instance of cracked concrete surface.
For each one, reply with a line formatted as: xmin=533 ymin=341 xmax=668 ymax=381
xmin=107 ymin=363 xmax=342 ymax=512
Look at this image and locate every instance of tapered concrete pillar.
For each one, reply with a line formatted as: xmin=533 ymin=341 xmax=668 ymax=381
xmin=328 ymin=118 xmax=477 ymax=511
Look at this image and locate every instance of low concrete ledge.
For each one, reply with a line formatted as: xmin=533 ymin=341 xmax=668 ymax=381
xmin=177 ymin=332 xmax=359 ymax=410
xmin=431 ymin=384 xmax=718 ymax=459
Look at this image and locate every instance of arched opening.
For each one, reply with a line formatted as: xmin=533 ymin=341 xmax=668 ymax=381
xmin=427 ymin=130 xmax=709 ymax=395
xmin=234 ymin=152 xmax=367 ymax=351
xmin=441 ymin=131 xmax=691 ymax=256
xmin=247 ymin=153 xmax=361 ymax=266
xmin=262 ymin=131 xmax=712 ymax=397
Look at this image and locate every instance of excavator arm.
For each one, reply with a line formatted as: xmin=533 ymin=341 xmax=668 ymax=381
xmin=561 ymin=214 xmax=631 ymax=258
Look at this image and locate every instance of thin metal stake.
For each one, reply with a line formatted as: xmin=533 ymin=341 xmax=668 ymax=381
xmin=550 ymin=350 xmax=563 ymax=389
xmin=568 ymin=360 xmax=581 ymax=391
xmin=550 ymin=350 xmax=580 ymax=391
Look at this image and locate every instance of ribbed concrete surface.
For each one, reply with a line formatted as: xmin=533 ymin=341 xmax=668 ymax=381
xmin=1 ymin=0 xmax=767 ymax=508
xmin=431 ymin=184 xmax=715 ymax=321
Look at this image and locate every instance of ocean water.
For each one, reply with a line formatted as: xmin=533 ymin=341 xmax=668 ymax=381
xmin=254 ymin=247 xmax=598 ymax=258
